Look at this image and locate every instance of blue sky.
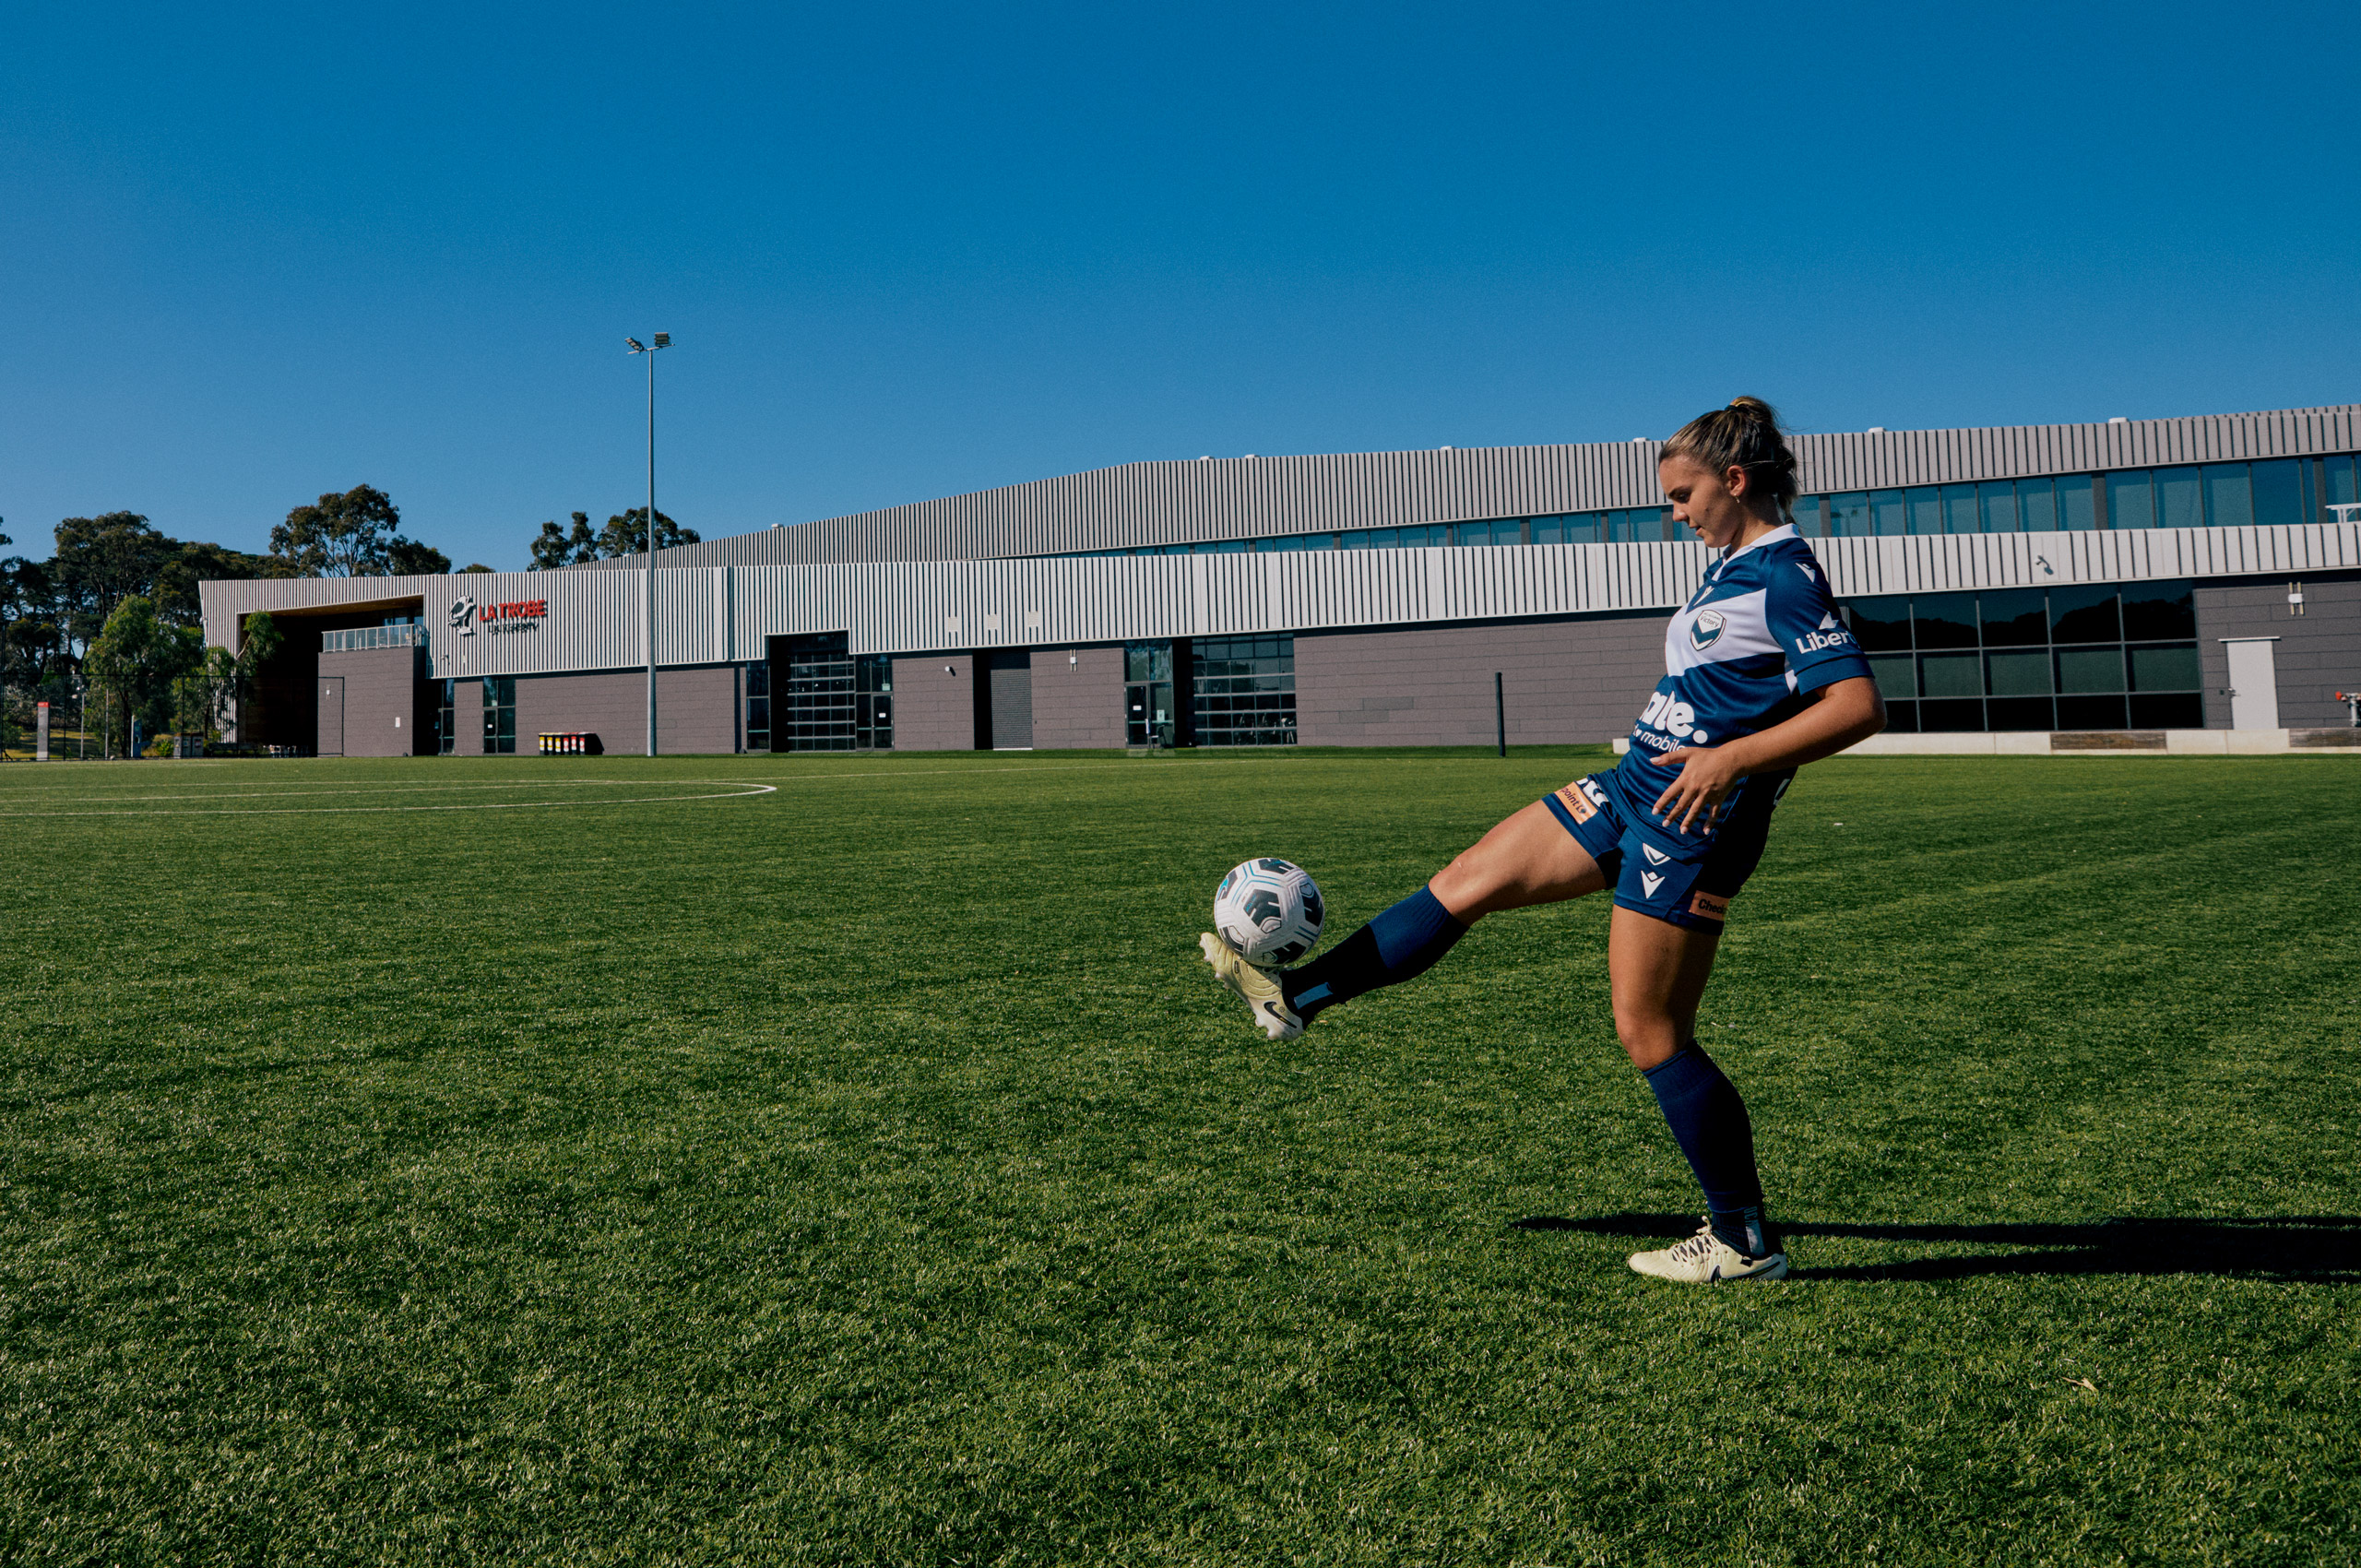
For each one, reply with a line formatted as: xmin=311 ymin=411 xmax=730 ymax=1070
xmin=5 ymin=1 xmax=2355 ymax=569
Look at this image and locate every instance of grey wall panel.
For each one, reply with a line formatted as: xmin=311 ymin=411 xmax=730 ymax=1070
xmin=890 ymin=654 xmax=977 ymax=751
xmin=319 ymin=647 xmax=421 ymax=756
xmin=1294 ymin=613 xmax=1673 ymax=748
xmin=1029 ymin=645 xmax=1126 ymax=751
xmin=512 ymin=666 xmax=738 ymax=754
xmin=2194 ymin=573 xmax=2361 ymax=731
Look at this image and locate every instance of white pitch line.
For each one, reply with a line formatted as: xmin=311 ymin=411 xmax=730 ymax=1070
xmin=0 ymin=783 xmax=779 ymax=817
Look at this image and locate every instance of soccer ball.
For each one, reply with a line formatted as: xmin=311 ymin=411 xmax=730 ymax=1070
xmin=1213 ymin=858 xmax=1325 ymax=968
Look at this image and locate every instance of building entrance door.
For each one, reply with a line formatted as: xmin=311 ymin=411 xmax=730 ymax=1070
xmin=987 ymin=649 xmax=1034 ymax=749
xmin=2222 ymin=638 xmax=2280 ymax=730
xmin=318 ymin=677 xmax=345 ymax=755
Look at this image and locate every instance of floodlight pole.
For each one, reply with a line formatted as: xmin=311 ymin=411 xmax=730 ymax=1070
xmin=627 ymin=333 xmax=670 ymax=756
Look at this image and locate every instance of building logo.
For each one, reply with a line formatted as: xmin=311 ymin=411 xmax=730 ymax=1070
xmin=479 ymin=599 xmax=549 ymax=636
xmin=449 ymin=595 xmax=547 ymax=638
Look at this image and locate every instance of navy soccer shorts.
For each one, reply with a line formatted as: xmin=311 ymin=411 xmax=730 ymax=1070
xmin=1540 ymin=759 xmax=1788 ymax=930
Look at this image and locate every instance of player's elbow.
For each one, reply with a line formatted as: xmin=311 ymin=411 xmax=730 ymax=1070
xmin=1826 ymin=675 xmax=1885 ymax=745
xmin=1860 ymin=683 xmax=1889 ymax=739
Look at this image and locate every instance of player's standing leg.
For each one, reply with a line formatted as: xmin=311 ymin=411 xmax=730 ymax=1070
xmin=1610 ymin=907 xmax=1785 ymax=1280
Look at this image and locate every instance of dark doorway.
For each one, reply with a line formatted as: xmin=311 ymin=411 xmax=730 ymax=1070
xmin=986 ymin=649 xmax=1033 ymax=749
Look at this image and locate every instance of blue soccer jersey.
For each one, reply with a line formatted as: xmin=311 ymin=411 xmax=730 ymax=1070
xmin=1623 ymin=523 xmax=1871 ymax=766
xmin=1537 ymin=524 xmax=1876 ymax=928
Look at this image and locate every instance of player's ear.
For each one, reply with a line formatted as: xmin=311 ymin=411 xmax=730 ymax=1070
xmin=1724 ymin=465 xmax=1749 ymax=499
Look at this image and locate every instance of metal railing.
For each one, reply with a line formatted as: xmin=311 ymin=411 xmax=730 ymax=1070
xmin=321 ymin=624 xmax=428 ymax=653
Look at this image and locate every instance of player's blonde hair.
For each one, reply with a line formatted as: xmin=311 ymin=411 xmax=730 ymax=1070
xmin=1661 ymin=397 xmax=1799 ymax=521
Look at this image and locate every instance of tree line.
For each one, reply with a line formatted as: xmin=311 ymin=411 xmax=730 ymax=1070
xmin=2 ymin=485 xmax=696 ymax=758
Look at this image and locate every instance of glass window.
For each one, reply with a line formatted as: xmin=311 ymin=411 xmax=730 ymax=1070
xmin=2128 ymin=643 xmax=2201 ymax=692
xmin=1987 ymin=696 xmax=2055 ymax=731
xmin=1920 ymin=698 xmax=1985 ymax=732
xmin=2058 ymin=474 xmax=2095 ymax=530
xmin=1453 ymin=520 xmax=1489 ymax=547
xmin=1258 ymin=533 xmax=1330 ymax=552
xmin=1986 ymin=650 xmax=2052 ymax=695
xmin=2058 ymin=695 xmax=2128 ymax=730
xmin=1979 ymin=481 xmax=2019 ymax=533
xmin=2057 ymin=647 xmax=2126 ymax=694
xmin=2155 ymin=466 xmax=2203 ymax=530
xmin=2251 ymin=459 xmax=2304 ymax=529
xmin=1343 ymin=528 xmax=1396 ymax=549
xmin=1792 ymin=495 xmax=1822 ymax=536
xmin=481 ymin=675 xmax=516 ymax=755
xmin=437 ymin=679 xmax=456 ymax=755
xmin=1941 ymin=484 xmax=1980 ymax=534
xmin=1912 ymin=592 xmax=1978 ymax=649
xmin=2049 ymin=584 xmax=2119 ymax=644
xmin=1870 ymin=490 xmax=1908 ymax=536
xmin=1192 ymin=635 xmax=1296 ymax=746
xmin=2017 ymin=477 xmax=2058 ymax=532
xmin=2119 ymin=579 xmax=2195 ymax=640
xmin=1906 ymin=487 xmax=1942 ymax=536
xmin=744 ymin=660 xmax=770 ymax=753
xmin=1125 ymin=642 xmax=1172 ymax=683
xmin=1868 ymin=654 xmax=1916 ymax=700
xmin=2326 ymin=454 xmax=2357 ymax=508
xmin=2201 ymin=463 xmax=2253 ymax=529
xmin=1918 ymin=652 xmax=1982 ymax=698
xmin=1979 ymin=588 xmax=2047 ymax=647
xmin=1828 ymin=493 xmax=1871 ymax=537
xmin=2130 ymin=694 xmax=2202 ymax=728
xmin=2106 ymin=470 xmax=2153 ymax=530
xmin=1203 ymin=538 xmax=1249 ymax=554
xmin=1844 ymin=597 xmax=1913 ymax=651
xmin=1125 ymin=640 xmax=1176 ymax=746
xmin=1530 ymin=515 xmax=1566 ymax=545
xmin=1569 ymin=514 xmax=1605 ymax=543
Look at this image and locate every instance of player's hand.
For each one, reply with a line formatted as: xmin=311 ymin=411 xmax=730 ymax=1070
xmin=1646 ymin=744 xmax=1742 ymax=836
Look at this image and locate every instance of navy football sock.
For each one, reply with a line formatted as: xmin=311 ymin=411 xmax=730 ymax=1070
xmin=1641 ymin=1041 xmax=1779 ymax=1256
xmin=1281 ymin=885 xmax=1466 ymax=1020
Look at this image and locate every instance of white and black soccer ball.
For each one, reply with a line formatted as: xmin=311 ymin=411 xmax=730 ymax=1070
xmin=1213 ymin=858 xmax=1325 ymax=968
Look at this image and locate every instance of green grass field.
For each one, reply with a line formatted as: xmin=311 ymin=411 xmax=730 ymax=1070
xmin=3 ymin=748 xmax=2356 ymax=1565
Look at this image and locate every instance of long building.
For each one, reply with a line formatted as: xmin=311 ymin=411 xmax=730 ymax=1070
xmin=200 ymin=403 xmax=2361 ymax=756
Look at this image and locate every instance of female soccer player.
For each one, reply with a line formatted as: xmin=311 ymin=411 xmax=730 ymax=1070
xmin=1198 ymin=398 xmax=1884 ymax=1284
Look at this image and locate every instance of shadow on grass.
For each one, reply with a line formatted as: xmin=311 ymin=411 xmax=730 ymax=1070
xmin=1510 ymin=1213 xmax=2361 ymax=1281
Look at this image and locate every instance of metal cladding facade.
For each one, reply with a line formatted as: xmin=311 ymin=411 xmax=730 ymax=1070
xmin=200 ymin=402 xmax=2361 ymax=678
xmin=557 ymin=401 xmax=2361 ymax=569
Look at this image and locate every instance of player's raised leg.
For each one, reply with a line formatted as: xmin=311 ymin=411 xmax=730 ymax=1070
xmin=1274 ymin=797 xmax=1607 ymax=1028
xmin=1608 ymin=906 xmax=1786 ymax=1283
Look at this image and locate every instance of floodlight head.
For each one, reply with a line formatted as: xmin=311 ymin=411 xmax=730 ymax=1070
xmin=652 ymin=332 xmax=670 ymax=349
xmin=625 ymin=337 xmax=647 ymax=353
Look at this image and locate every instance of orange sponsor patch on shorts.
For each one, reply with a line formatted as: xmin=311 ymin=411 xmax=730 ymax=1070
xmin=1688 ymin=890 xmax=1732 ymax=921
xmin=1553 ymin=782 xmax=1596 ymax=824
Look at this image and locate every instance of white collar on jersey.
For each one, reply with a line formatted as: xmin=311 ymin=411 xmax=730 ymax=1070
xmin=1720 ymin=521 xmax=1797 ymax=564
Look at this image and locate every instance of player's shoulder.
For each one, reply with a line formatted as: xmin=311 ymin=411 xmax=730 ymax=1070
xmin=1751 ymin=531 xmax=1832 ymax=593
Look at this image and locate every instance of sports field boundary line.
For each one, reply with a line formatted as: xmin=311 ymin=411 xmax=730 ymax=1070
xmin=0 ymin=782 xmax=778 ymax=817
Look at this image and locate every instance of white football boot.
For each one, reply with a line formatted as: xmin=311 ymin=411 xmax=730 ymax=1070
xmin=1627 ymin=1218 xmax=1789 ymax=1284
xmin=1197 ymin=932 xmax=1304 ymax=1041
